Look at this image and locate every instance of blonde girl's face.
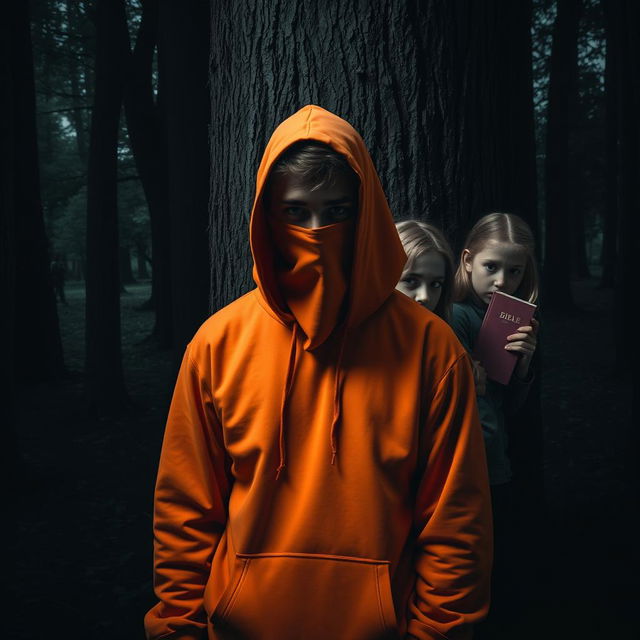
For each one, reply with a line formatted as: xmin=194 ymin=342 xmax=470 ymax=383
xmin=463 ymin=240 xmax=527 ymax=304
xmin=396 ymin=250 xmax=446 ymax=313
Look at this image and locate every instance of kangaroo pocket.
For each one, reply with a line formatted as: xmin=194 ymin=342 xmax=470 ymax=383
xmin=210 ymin=552 xmax=398 ymax=640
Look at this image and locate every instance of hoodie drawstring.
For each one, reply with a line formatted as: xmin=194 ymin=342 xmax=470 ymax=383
xmin=276 ymin=322 xmax=299 ymax=480
xmin=277 ymin=324 xmax=348 ymax=477
xmin=329 ymin=329 xmax=348 ymax=465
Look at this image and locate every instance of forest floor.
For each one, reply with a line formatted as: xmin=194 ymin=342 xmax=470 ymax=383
xmin=8 ymin=277 xmax=636 ymax=640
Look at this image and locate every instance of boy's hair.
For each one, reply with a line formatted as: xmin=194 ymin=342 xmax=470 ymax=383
xmin=453 ymin=212 xmax=539 ymax=304
xmin=395 ymin=219 xmax=455 ymax=322
xmin=264 ymin=140 xmax=360 ymax=200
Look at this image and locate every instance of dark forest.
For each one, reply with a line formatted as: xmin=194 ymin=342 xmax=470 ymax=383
xmin=2 ymin=1 xmax=638 ymax=638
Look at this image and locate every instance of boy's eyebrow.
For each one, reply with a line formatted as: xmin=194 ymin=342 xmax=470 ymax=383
xmin=324 ymin=197 xmax=353 ymax=205
xmin=281 ymin=197 xmax=354 ymax=205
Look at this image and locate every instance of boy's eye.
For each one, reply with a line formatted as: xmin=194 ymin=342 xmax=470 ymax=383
xmin=327 ymin=206 xmax=352 ymax=219
xmin=283 ymin=207 xmax=306 ymax=219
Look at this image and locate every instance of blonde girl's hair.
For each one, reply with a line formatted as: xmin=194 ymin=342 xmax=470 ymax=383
xmin=395 ymin=219 xmax=456 ymax=322
xmin=453 ymin=212 xmax=539 ymax=304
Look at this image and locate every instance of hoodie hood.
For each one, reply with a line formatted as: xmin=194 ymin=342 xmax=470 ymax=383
xmin=250 ymin=105 xmax=407 ymax=341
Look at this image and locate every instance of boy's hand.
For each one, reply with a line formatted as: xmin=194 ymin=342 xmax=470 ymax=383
xmin=471 ymin=359 xmax=487 ymax=396
xmin=505 ymin=317 xmax=539 ymax=380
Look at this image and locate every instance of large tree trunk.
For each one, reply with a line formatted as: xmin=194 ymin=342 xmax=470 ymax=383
xmin=569 ymin=109 xmax=590 ymax=279
xmin=0 ymin=0 xmax=20 ymax=492
xmin=123 ymin=0 xmax=172 ymax=348
xmin=10 ymin=0 xmax=64 ymax=383
xmin=600 ymin=0 xmax=618 ymax=289
xmin=84 ymin=0 xmax=130 ymax=415
xmin=65 ymin=0 xmax=89 ymax=162
xmin=158 ymin=0 xmax=211 ymax=359
xmin=208 ymin=0 xmax=538 ymax=311
xmin=543 ymin=0 xmax=582 ymax=309
xmin=417 ymin=0 xmax=539 ymax=252
xmin=207 ymin=0 xmax=543 ymax=617
xmin=207 ymin=0 xmax=542 ymax=573
xmin=1 ymin=0 xmax=65 ymax=502
xmin=614 ymin=0 xmax=639 ymax=492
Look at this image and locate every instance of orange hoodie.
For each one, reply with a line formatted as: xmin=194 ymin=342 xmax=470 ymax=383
xmin=145 ymin=105 xmax=492 ymax=640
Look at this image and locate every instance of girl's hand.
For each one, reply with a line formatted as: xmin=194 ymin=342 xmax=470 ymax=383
xmin=506 ymin=317 xmax=539 ymax=380
xmin=471 ymin=359 xmax=487 ymax=396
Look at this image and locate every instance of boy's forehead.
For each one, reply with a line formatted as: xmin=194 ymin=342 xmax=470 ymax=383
xmin=268 ymin=171 xmax=358 ymax=201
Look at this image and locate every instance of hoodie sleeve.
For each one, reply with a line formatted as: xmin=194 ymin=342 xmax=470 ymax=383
xmin=144 ymin=345 xmax=232 ymax=640
xmin=406 ymin=354 xmax=493 ymax=640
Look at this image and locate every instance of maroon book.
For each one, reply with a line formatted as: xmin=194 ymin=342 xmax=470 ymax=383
xmin=473 ymin=291 xmax=537 ymax=385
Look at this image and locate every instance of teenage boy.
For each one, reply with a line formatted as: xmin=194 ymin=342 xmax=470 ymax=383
xmin=145 ymin=105 xmax=492 ymax=640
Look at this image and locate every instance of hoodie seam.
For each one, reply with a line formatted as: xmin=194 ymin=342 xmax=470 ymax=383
xmin=234 ymin=551 xmax=390 ymax=564
xmin=186 ymin=348 xmax=222 ymax=425
xmin=305 ymin=106 xmax=313 ymax=135
xmin=253 ymin=290 xmax=290 ymax=327
xmin=429 ymin=352 xmax=468 ymax=404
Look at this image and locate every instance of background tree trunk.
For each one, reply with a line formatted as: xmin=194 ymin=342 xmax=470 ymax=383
xmin=119 ymin=246 xmax=135 ymax=285
xmin=65 ymin=0 xmax=89 ymax=162
xmin=10 ymin=0 xmax=64 ymax=383
xmin=158 ymin=0 xmax=211 ymax=360
xmin=614 ymin=0 xmax=639 ymax=494
xmin=124 ymin=0 xmax=172 ymax=348
xmin=84 ymin=0 xmax=129 ymax=414
xmin=209 ymin=0 xmax=538 ymax=311
xmin=543 ymin=0 xmax=582 ymax=309
xmin=569 ymin=73 xmax=590 ymax=280
xmin=135 ymin=240 xmax=149 ymax=279
xmin=417 ymin=0 xmax=539 ymax=252
xmin=600 ymin=0 xmax=618 ymax=289
xmin=0 ymin=0 xmax=20 ymax=492
xmin=208 ymin=0 xmax=543 ymax=573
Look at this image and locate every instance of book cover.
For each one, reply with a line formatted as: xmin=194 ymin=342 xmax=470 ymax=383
xmin=473 ymin=291 xmax=537 ymax=385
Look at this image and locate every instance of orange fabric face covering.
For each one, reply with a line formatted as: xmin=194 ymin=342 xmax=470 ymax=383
xmin=270 ymin=219 xmax=355 ymax=350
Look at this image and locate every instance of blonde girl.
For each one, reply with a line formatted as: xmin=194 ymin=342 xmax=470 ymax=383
xmin=451 ymin=212 xmax=540 ymax=635
xmin=395 ymin=219 xmax=455 ymax=322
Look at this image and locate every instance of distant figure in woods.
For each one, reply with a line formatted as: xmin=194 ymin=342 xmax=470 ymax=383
xmin=394 ymin=219 xmax=456 ymax=323
xmin=450 ymin=212 xmax=540 ymax=634
xmin=50 ymin=254 xmax=67 ymax=305
xmin=144 ymin=105 xmax=492 ymax=640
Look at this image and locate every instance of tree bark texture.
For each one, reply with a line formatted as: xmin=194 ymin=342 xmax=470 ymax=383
xmin=543 ymin=0 xmax=582 ymax=309
xmin=208 ymin=0 xmax=538 ymax=312
xmin=600 ymin=0 xmax=618 ymax=289
xmin=614 ymin=1 xmax=639 ymax=381
xmin=124 ymin=0 xmax=172 ymax=348
xmin=0 ymin=2 xmax=19 ymax=476
xmin=84 ymin=0 xmax=130 ymax=414
xmin=65 ymin=0 xmax=89 ymax=161
xmin=9 ymin=0 xmax=64 ymax=383
xmin=158 ymin=0 xmax=211 ymax=359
